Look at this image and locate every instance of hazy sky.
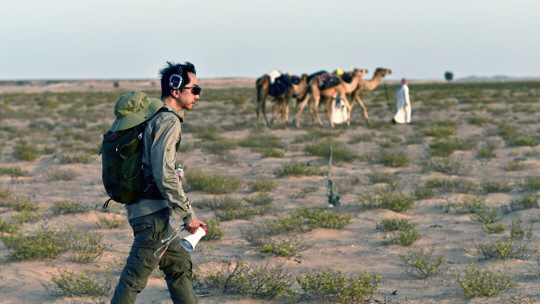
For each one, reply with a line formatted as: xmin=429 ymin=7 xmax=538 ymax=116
xmin=1 ymin=0 xmax=539 ymax=80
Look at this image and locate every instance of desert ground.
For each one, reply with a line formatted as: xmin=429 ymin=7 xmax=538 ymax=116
xmin=1 ymin=79 xmax=540 ymax=304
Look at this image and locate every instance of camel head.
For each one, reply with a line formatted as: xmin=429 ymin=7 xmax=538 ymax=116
xmin=352 ymin=68 xmax=369 ymax=77
xmin=374 ymin=67 xmax=392 ymax=77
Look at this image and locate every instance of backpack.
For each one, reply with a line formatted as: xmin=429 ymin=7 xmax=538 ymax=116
xmin=100 ymin=91 xmax=164 ymax=207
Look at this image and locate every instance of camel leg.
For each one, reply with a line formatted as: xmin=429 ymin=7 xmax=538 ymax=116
xmin=294 ymin=95 xmax=310 ymax=128
xmin=355 ymin=97 xmax=370 ymax=125
xmin=284 ymin=100 xmax=290 ymax=124
xmin=261 ymin=97 xmax=270 ymax=126
xmin=312 ymin=95 xmax=324 ymax=126
xmin=270 ymin=100 xmax=280 ymax=124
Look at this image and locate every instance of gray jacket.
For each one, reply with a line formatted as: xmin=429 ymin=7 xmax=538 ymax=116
xmin=126 ymin=105 xmax=195 ymax=223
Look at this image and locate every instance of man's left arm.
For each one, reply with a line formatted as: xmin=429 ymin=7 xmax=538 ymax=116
xmin=150 ymin=117 xmax=195 ymax=224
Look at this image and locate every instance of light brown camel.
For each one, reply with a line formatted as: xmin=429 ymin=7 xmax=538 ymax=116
xmin=349 ymin=67 xmax=392 ymax=124
xmin=294 ymin=69 xmax=367 ymax=128
xmin=255 ymin=74 xmax=293 ymax=126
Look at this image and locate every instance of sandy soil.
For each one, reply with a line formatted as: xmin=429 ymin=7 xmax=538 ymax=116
xmin=1 ymin=79 xmax=540 ymax=304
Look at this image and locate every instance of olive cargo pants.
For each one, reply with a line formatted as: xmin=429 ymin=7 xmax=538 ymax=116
xmin=111 ymin=208 xmax=197 ymax=304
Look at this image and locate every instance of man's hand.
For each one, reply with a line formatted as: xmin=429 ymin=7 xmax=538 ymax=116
xmin=185 ymin=218 xmax=206 ymax=234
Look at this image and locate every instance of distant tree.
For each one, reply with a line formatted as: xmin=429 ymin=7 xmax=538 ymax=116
xmin=444 ymin=71 xmax=454 ymax=82
xmin=113 ymin=81 xmax=120 ymax=88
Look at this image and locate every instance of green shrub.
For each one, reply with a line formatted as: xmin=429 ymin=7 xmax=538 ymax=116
xmin=374 ymin=149 xmax=411 ymax=167
xmin=420 ymin=125 xmax=456 ymax=138
xmin=44 ymin=269 xmax=114 ymax=297
xmin=506 ymin=194 xmax=539 ymax=213
xmin=44 ymin=168 xmax=78 ymax=181
xmin=476 ymin=141 xmax=498 ymax=159
xmin=476 ymin=241 xmax=530 ymax=260
xmin=199 ymin=197 xmax=269 ymax=221
xmin=0 ymin=166 xmax=28 ymax=177
xmin=383 ymin=227 xmax=420 ymax=246
xmin=260 ymin=237 xmax=310 ymax=258
xmin=424 ymin=178 xmax=480 ymax=194
xmin=483 ymin=223 xmax=505 ymax=234
xmin=504 ymin=160 xmax=525 ymax=171
xmin=59 ymin=153 xmax=92 ymax=164
xmin=1 ymin=228 xmax=65 ymax=260
xmin=0 ymin=188 xmax=9 ymax=199
xmin=359 ymin=187 xmax=415 ymax=212
xmin=0 ymin=197 xmax=39 ymax=212
xmin=201 ymin=138 xmax=238 ymax=155
xmin=52 ymin=201 xmax=89 ymax=215
xmin=297 ymin=269 xmax=380 ymax=303
xmin=414 ymin=186 xmax=436 ymax=200
xmin=13 ymin=142 xmax=39 ymax=161
xmin=376 ymin=218 xmax=414 ymax=232
xmin=400 ymin=249 xmax=448 ymax=279
xmin=471 ymin=207 xmax=500 ymax=224
xmin=428 ymin=138 xmax=475 ymax=157
xmin=200 ymin=259 xmax=294 ymax=299
xmin=248 ymin=178 xmax=277 ymax=192
xmin=65 ymin=227 xmax=109 ymax=263
xmin=509 ymin=136 xmax=539 ymax=147
xmin=0 ymin=217 xmax=21 ymax=233
xmin=240 ymin=129 xmax=285 ymax=149
xmin=12 ymin=210 xmax=44 ymax=224
xmin=447 ymin=196 xmax=486 ymax=214
xmin=366 ymin=170 xmax=397 ymax=184
xmin=523 ymin=176 xmax=540 ymax=190
xmin=186 ymin=169 xmax=243 ymax=194
xmin=192 ymin=126 xmax=222 ymax=141
xmin=273 ymin=161 xmax=327 ymax=177
xmin=215 ymin=204 xmax=269 ymax=221
xmin=458 ymin=265 xmax=517 ymax=298
xmin=260 ymin=148 xmax=284 ymax=158
xmin=242 ymin=207 xmax=351 ymax=244
xmin=294 ymin=207 xmax=351 ymax=229
xmin=97 ymin=215 xmax=125 ymax=228
xmin=482 ymin=179 xmax=513 ymax=193
xmin=421 ymin=156 xmax=469 ymax=175
xmin=510 ymin=218 xmax=532 ymax=241
xmin=203 ymin=218 xmax=224 ymax=241
xmin=497 ymin=122 xmax=518 ymax=140
xmin=304 ymin=139 xmax=356 ymax=162
xmin=244 ymin=192 xmax=273 ymax=206
xmin=292 ymin=128 xmax=344 ymax=143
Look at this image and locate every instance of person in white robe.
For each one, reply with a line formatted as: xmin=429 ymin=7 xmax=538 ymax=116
xmin=392 ymin=78 xmax=411 ymax=124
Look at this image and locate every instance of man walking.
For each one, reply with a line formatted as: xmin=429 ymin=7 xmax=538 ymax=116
xmin=111 ymin=61 xmax=204 ymax=304
xmin=392 ymin=78 xmax=411 ymax=124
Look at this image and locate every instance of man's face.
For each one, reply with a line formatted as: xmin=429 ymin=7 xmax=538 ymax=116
xmin=177 ymin=72 xmax=200 ymax=111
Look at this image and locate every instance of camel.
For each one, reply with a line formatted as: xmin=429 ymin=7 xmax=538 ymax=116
xmin=255 ymin=73 xmax=293 ymax=126
xmin=349 ymin=67 xmax=392 ymax=124
xmin=294 ymin=69 xmax=368 ymax=128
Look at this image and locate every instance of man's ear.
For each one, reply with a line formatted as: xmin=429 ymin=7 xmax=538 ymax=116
xmin=171 ymin=89 xmax=181 ymax=99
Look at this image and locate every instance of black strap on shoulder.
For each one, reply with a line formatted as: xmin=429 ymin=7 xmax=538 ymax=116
xmin=102 ymin=198 xmax=112 ymax=210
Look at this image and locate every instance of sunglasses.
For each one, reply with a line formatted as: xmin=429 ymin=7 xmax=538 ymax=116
xmin=183 ymin=86 xmax=202 ymax=95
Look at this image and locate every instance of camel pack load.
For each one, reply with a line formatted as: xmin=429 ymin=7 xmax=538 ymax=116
xmin=269 ymin=73 xmax=293 ymax=97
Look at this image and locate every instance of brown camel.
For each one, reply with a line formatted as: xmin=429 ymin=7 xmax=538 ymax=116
xmin=255 ymin=73 xmax=293 ymax=126
xmin=349 ymin=67 xmax=392 ymax=124
xmin=294 ymin=69 xmax=367 ymax=128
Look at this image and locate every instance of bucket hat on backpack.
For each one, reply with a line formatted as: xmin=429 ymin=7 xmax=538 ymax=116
xmin=100 ymin=91 xmax=164 ymax=208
